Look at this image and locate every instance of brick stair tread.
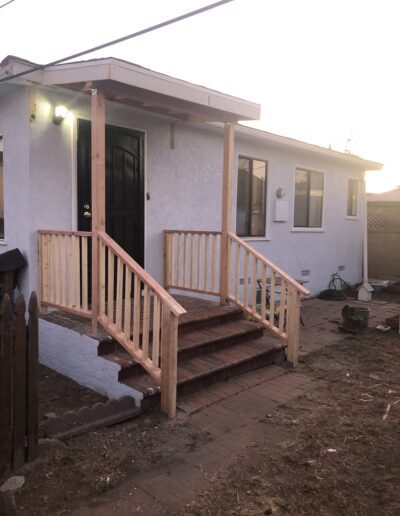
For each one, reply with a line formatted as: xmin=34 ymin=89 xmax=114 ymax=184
xmin=122 ymin=334 xmax=286 ymax=397
xmin=100 ymin=320 xmax=263 ymax=370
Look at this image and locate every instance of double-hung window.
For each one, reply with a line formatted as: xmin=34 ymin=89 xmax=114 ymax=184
xmin=294 ymin=168 xmax=324 ymax=228
xmin=236 ymin=157 xmax=267 ymax=237
xmin=347 ymin=178 xmax=358 ymax=217
xmin=0 ymin=136 xmax=4 ymax=239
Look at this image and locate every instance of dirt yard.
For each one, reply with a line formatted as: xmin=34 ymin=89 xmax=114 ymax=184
xmin=9 ymin=297 xmax=400 ymax=515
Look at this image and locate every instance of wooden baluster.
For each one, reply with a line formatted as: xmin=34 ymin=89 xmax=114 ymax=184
xmin=73 ymin=235 xmax=80 ymax=309
xmin=261 ymin=263 xmax=267 ymax=320
xmin=190 ymin=233 xmax=195 ymax=289
xmin=251 ymin=255 xmax=257 ymax=313
xmin=124 ymin=268 xmax=132 ymax=340
xmin=197 ymin=234 xmax=202 ymax=290
xmin=59 ymin=235 xmax=66 ymax=307
xmin=244 ymin=249 xmax=249 ymax=308
xmin=99 ymin=240 xmax=106 ymax=314
xmin=279 ymin=279 xmax=287 ymax=333
xmin=235 ymin=241 xmax=240 ymax=301
xmin=227 ymin=235 xmax=232 ymax=298
xmin=133 ymin=274 xmax=141 ymax=350
xmin=176 ymin=232 xmax=181 ymax=287
xmin=142 ymin=286 xmax=150 ymax=358
xmin=152 ymin=296 xmax=161 ymax=370
xmin=183 ymin=233 xmax=188 ymax=288
xmin=269 ymin=271 xmax=276 ymax=325
xmin=286 ymin=285 xmax=301 ymax=367
xmin=53 ymin=234 xmax=60 ymax=305
xmin=81 ymin=236 xmax=88 ymax=311
xmin=107 ymin=248 xmax=114 ymax=322
xmin=211 ymin=234 xmax=217 ymax=293
xmin=67 ymin=235 xmax=73 ymax=307
xmin=204 ymin=234 xmax=209 ymax=292
xmin=170 ymin=233 xmax=175 ymax=286
xmin=40 ymin=234 xmax=49 ymax=307
xmin=115 ymin=258 xmax=123 ymax=329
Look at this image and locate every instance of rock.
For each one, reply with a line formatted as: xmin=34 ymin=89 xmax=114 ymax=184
xmin=44 ymin=412 xmax=58 ymax=419
xmin=0 ymin=476 xmax=25 ymax=492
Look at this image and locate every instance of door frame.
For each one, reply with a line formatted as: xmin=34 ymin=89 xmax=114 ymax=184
xmin=73 ymin=115 xmax=148 ymax=269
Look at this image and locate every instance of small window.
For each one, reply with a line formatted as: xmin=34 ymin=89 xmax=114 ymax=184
xmin=347 ymin=178 xmax=358 ymax=217
xmin=0 ymin=136 xmax=4 ymax=239
xmin=294 ymin=168 xmax=324 ymax=228
xmin=236 ymin=157 xmax=267 ymax=237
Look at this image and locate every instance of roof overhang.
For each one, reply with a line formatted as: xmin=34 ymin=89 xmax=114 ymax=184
xmin=236 ymin=125 xmax=383 ymax=170
xmin=0 ymin=57 xmax=261 ymax=123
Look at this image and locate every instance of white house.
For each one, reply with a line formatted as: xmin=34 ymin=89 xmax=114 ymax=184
xmin=0 ymin=55 xmax=382 ymax=416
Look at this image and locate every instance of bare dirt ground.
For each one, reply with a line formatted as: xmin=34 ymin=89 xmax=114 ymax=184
xmin=182 ymin=328 xmax=400 ymax=515
xmin=9 ymin=295 xmax=400 ymax=515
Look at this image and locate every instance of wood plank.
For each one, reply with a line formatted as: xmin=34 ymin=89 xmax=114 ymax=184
xmin=107 ymin=247 xmax=114 ymax=322
xmin=197 ymin=233 xmax=202 ymax=290
xmin=261 ymin=262 xmax=267 ymax=320
xmin=115 ymin=258 xmax=124 ymax=329
xmin=0 ymin=295 xmax=13 ymax=475
xmin=177 ymin=232 xmax=182 ymax=287
xmin=124 ymin=269 xmax=132 ymax=340
xmin=81 ymin=236 xmax=88 ymax=312
xmin=269 ymin=271 xmax=276 ymax=325
xmin=286 ymin=286 xmax=301 ymax=367
xmin=73 ymin=235 xmax=80 ymax=309
xmin=142 ymin=286 xmax=150 ymax=359
xmin=183 ymin=233 xmax=188 ymax=288
xmin=190 ymin=233 xmax=195 ymax=289
xmin=160 ymin=307 xmax=178 ymax=418
xmin=235 ymin=240 xmax=240 ymax=299
xmin=279 ymin=280 xmax=287 ymax=332
xmin=59 ymin=235 xmax=66 ymax=307
xmin=211 ymin=234 xmax=217 ymax=293
xmin=67 ymin=235 xmax=73 ymax=307
xmin=26 ymin=292 xmax=39 ymax=462
xmin=38 ymin=230 xmax=92 ymax=237
xmin=133 ymin=274 xmax=141 ymax=350
xmin=244 ymin=250 xmax=249 ymax=308
xmin=251 ymin=255 xmax=257 ymax=313
xmin=163 ymin=231 xmax=169 ymax=288
xmin=39 ymin=233 xmax=49 ymax=307
xmin=53 ymin=234 xmax=60 ymax=305
xmin=99 ymin=239 xmax=106 ymax=314
xmin=12 ymin=295 xmax=26 ymax=469
xmin=204 ymin=233 xmax=209 ymax=291
xmin=152 ymin=296 xmax=161 ymax=370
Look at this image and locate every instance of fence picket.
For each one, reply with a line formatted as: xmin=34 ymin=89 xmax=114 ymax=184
xmin=13 ymin=294 xmax=27 ymax=469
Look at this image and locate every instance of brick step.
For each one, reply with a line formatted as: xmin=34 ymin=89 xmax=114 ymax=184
xmin=100 ymin=320 xmax=265 ymax=380
xmin=122 ymin=334 xmax=286 ymax=411
xmin=97 ymin=304 xmax=243 ymax=356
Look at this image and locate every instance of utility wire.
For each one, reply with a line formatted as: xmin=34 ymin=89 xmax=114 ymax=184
xmin=0 ymin=0 xmax=15 ymax=9
xmin=0 ymin=0 xmax=233 ymax=84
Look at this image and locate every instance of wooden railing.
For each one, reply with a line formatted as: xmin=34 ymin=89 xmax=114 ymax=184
xmin=164 ymin=230 xmax=221 ymax=296
xmin=39 ymin=230 xmax=92 ymax=317
xmin=226 ymin=232 xmax=309 ymax=366
xmin=38 ymin=229 xmax=186 ymax=418
xmin=164 ymin=229 xmax=310 ymax=367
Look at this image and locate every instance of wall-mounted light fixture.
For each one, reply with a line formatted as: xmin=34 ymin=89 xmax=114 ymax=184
xmin=53 ymin=105 xmax=69 ymax=125
xmin=276 ymin=187 xmax=286 ymax=199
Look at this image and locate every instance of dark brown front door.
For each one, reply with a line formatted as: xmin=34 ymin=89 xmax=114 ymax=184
xmin=77 ymin=120 xmax=145 ymax=266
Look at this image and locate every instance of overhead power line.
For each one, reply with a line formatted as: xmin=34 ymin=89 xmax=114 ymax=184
xmin=0 ymin=0 xmax=233 ymax=84
xmin=0 ymin=0 xmax=15 ymax=9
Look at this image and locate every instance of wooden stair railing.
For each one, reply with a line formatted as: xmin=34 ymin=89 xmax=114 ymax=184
xmin=164 ymin=229 xmax=310 ymax=367
xmin=39 ymin=229 xmax=186 ymax=418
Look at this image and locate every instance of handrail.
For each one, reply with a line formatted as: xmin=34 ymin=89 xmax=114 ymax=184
xmin=99 ymin=232 xmax=186 ymax=318
xmin=227 ymin=232 xmax=310 ymax=296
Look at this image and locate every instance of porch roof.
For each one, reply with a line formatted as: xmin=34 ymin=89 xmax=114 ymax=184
xmin=0 ymin=56 xmax=261 ymax=123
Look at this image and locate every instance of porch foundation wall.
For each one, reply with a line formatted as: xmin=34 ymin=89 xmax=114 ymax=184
xmin=39 ymin=319 xmax=143 ymax=403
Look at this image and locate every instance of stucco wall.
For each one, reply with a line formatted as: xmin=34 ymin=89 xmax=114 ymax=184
xmin=0 ymin=86 xmax=31 ymax=292
xmin=1 ymin=85 xmax=367 ymax=298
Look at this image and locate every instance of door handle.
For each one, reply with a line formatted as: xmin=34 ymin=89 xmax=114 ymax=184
xmin=83 ymin=211 xmax=92 ymax=218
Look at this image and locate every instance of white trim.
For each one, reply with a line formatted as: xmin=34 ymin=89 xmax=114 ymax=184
xmin=0 ymin=240 xmax=7 ymax=246
xmin=292 ymin=165 xmax=325 ymax=231
xmin=243 ymin=236 xmax=272 ymax=242
xmin=346 ymin=176 xmax=359 ymax=219
xmin=234 ymin=154 xmax=270 ymax=239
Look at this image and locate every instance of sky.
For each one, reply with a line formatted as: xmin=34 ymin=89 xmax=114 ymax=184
xmin=0 ymin=0 xmax=398 ymax=192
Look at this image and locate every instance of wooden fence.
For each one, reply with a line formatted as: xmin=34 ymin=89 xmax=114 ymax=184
xmin=0 ymin=292 xmax=39 ymax=476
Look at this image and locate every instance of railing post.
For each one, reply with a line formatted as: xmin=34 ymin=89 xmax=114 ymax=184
xmin=220 ymin=123 xmax=235 ymax=304
xmin=91 ymin=88 xmax=106 ymax=332
xmin=286 ymin=285 xmax=301 ymax=367
xmin=163 ymin=231 xmax=169 ymax=289
xmin=160 ymin=306 xmax=178 ymax=418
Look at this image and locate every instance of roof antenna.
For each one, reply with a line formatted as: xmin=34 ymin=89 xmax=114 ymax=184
xmin=344 ymin=136 xmax=352 ymax=154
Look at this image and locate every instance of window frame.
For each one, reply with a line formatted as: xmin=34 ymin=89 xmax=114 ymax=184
xmin=292 ymin=166 xmax=325 ymax=231
xmin=346 ymin=177 xmax=359 ymax=219
xmin=235 ymin=155 xmax=268 ymax=238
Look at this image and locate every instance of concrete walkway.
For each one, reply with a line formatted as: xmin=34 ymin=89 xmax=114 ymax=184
xmin=72 ymin=296 xmax=399 ymax=515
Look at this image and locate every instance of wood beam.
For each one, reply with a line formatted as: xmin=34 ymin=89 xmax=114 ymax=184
xmin=219 ymin=123 xmax=235 ymax=304
xmin=91 ymin=89 xmax=106 ymax=331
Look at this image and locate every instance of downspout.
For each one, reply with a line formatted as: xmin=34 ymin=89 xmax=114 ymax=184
xmin=358 ymin=172 xmax=373 ymax=302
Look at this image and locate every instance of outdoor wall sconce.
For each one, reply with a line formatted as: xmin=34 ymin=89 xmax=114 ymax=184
xmin=276 ymin=187 xmax=286 ymax=199
xmin=53 ymin=105 xmax=69 ymax=125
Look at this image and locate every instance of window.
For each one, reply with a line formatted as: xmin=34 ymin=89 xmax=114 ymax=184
xmin=0 ymin=136 xmax=3 ymax=239
xmin=236 ymin=157 xmax=267 ymax=237
xmin=347 ymin=178 xmax=358 ymax=217
xmin=294 ymin=168 xmax=324 ymax=228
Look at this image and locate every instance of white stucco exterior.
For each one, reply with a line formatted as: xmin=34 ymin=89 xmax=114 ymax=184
xmin=0 ymin=83 xmax=377 ymax=300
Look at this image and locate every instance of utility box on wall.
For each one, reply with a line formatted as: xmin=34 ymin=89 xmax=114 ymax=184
xmin=274 ymin=199 xmax=289 ymax=222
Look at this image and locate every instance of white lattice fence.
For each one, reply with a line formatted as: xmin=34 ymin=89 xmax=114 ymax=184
xmin=368 ymin=204 xmax=400 ymax=233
